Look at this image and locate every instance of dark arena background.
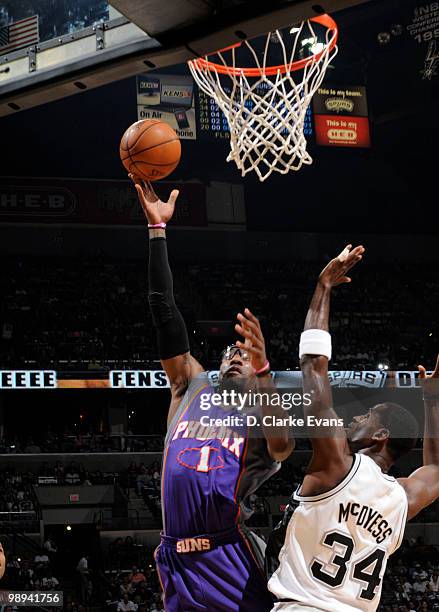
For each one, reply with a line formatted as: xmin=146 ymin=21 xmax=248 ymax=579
xmin=0 ymin=1 xmax=438 ymax=611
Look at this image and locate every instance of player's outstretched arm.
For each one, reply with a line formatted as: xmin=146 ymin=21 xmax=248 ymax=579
xmin=131 ymin=176 xmax=204 ymax=425
xmin=399 ymin=354 xmax=439 ymax=520
xmin=235 ymin=308 xmax=294 ymax=461
xmin=300 ymin=244 xmax=365 ymax=495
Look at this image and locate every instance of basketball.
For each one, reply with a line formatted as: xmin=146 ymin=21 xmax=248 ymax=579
xmin=119 ymin=119 xmax=181 ymax=181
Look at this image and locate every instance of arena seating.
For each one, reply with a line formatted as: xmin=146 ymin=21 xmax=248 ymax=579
xmin=378 ymin=538 xmax=439 ymax=611
xmin=0 ymin=459 xmax=438 ymax=610
xmin=1 ymin=257 xmax=437 ymax=371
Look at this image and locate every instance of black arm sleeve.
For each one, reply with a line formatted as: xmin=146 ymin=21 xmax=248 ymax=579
xmin=148 ymin=236 xmax=190 ymax=360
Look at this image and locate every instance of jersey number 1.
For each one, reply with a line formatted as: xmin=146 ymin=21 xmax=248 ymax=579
xmin=311 ymin=531 xmax=385 ymax=601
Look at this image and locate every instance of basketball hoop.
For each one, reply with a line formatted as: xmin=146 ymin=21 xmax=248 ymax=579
xmin=188 ymin=14 xmax=338 ymax=182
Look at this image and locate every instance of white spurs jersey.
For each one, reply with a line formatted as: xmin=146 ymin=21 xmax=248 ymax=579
xmin=269 ymin=454 xmax=408 ymax=612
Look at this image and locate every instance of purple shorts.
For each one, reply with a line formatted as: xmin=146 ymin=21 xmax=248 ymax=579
xmin=155 ymin=527 xmax=273 ymax=612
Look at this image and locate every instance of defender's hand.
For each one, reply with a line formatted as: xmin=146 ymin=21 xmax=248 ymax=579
xmin=235 ymin=308 xmax=268 ymax=372
xmin=418 ymin=354 xmax=439 ymax=395
xmin=129 ymin=174 xmax=179 ymax=225
xmin=319 ymin=244 xmax=365 ymax=288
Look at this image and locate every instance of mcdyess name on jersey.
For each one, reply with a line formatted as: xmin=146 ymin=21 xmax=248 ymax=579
xmin=339 ymin=501 xmax=393 ymax=543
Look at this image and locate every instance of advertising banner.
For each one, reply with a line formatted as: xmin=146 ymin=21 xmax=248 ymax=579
xmin=137 ymin=74 xmax=197 ymax=140
xmin=0 ymin=178 xmax=207 ymax=227
xmin=313 ymin=85 xmax=371 ymax=148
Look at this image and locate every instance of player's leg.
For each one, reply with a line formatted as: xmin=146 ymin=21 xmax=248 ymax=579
xmin=189 ymin=539 xmax=274 ymax=612
xmin=155 ymin=543 xmax=208 ymax=611
xmin=155 ymin=544 xmax=185 ymax=612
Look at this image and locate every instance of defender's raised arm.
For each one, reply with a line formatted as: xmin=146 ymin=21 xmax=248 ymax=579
xmin=300 ymin=244 xmax=365 ymax=495
xmin=398 ymin=354 xmax=439 ymax=520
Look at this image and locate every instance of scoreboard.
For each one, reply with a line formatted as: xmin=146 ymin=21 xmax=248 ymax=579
xmin=197 ymin=88 xmax=314 ymax=141
xmin=198 ymin=90 xmax=230 ymax=139
xmin=134 ymin=72 xmax=372 ymax=150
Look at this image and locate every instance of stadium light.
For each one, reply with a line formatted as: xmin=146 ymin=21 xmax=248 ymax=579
xmin=377 ymin=31 xmax=391 ymax=45
xmin=310 ymin=42 xmax=325 ymax=54
xmin=301 ymin=36 xmax=316 ymax=47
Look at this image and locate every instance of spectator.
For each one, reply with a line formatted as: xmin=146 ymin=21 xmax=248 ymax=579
xmin=65 ymin=463 xmax=81 ymax=485
xmin=130 ymin=566 xmax=146 ymax=585
xmin=76 ymin=554 xmax=89 ymax=604
xmin=117 ymin=594 xmax=138 ymax=611
xmin=24 ymin=439 xmax=41 ymax=453
xmin=136 ymin=466 xmax=151 ymax=497
xmin=120 ymin=575 xmax=135 ymax=598
xmin=34 ymin=549 xmax=49 ymax=569
xmin=41 ymin=571 xmax=59 ymax=590
xmin=412 ymin=578 xmax=427 ymax=593
xmin=43 ymin=536 xmax=57 ymax=554
xmin=429 ymin=570 xmax=439 ymax=592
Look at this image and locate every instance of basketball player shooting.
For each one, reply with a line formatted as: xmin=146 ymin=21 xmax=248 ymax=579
xmin=131 ymin=175 xmax=294 ymax=612
xmin=268 ymin=244 xmax=439 ymax=611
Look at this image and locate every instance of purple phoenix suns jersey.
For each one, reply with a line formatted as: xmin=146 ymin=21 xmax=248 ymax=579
xmin=162 ymin=373 xmax=280 ymax=537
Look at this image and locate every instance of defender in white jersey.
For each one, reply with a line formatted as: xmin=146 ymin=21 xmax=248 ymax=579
xmin=269 ymin=244 xmax=439 ymax=612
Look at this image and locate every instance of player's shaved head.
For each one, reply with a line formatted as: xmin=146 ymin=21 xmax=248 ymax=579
xmin=348 ymin=402 xmax=418 ymax=461
xmin=374 ymin=402 xmax=419 ymax=460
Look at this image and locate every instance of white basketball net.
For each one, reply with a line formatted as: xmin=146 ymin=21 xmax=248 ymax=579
xmin=188 ymin=18 xmax=338 ymax=181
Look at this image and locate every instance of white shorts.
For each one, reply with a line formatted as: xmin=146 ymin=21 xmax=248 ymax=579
xmin=271 ymin=604 xmax=324 ymax=612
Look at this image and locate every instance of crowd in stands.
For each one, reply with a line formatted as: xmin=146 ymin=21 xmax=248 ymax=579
xmin=0 ymin=469 xmax=37 ymax=514
xmin=379 ymin=538 xmax=439 ymax=610
xmin=0 ymin=433 xmax=163 ymax=455
xmin=104 ymin=563 xmax=163 ymax=611
xmin=1 ymin=257 xmax=438 ymax=371
xmin=100 ymin=536 xmax=439 ymax=611
xmin=0 ymin=464 xmax=116 ymax=492
xmin=121 ymin=461 xmax=161 ymax=499
xmin=2 ymin=547 xmax=62 ymax=605
xmin=0 ymin=459 xmax=438 ymax=609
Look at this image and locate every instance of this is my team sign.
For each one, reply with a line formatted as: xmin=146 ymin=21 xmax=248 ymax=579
xmin=313 ymin=85 xmax=371 ymax=148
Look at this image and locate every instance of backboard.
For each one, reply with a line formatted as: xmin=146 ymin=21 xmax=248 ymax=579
xmin=0 ymin=0 xmax=372 ymax=117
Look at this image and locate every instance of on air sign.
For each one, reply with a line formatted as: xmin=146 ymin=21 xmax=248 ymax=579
xmin=313 ymin=85 xmax=371 ymax=148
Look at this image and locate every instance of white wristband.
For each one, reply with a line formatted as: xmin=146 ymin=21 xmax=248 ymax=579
xmin=299 ymin=329 xmax=332 ymax=360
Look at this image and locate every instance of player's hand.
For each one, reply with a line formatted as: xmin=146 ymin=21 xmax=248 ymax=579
xmin=0 ymin=542 xmax=5 ymax=579
xmin=418 ymin=354 xmax=439 ymax=396
xmin=129 ymin=173 xmax=179 ymax=225
xmin=319 ymin=244 xmax=365 ymax=288
xmin=235 ymin=308 xmax=268 ymax=372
